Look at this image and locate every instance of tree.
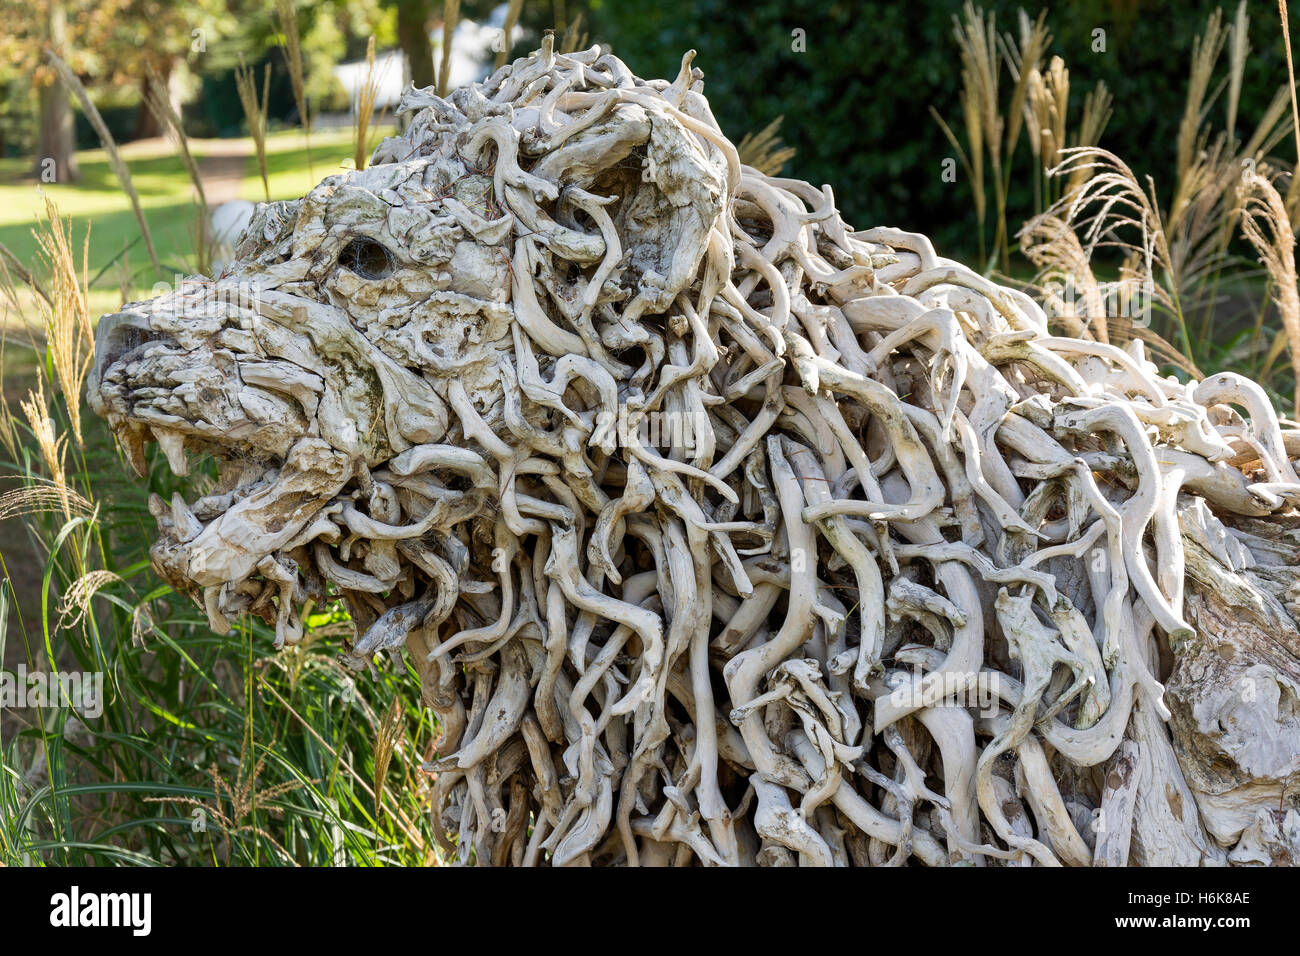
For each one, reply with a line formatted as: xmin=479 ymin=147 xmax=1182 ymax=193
xmin=388 ymin=0 xmax=435 ymax=90
xmin=35 ymin=1 xmax=78 ymax=181
xmin=2 ymin=0 xmax=237 ymax=177
xmin=92 ymin=1 xmax=233 ymax=141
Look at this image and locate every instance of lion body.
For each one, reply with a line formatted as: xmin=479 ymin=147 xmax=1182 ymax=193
xmin=90 ymin=42 xmax=1300 ymax=866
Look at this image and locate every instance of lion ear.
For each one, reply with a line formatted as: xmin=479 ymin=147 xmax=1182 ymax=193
xmin=234 ymin=199 xmax=303 ymax=263
xmin=532 ymin=103 xmax=728 ymax=321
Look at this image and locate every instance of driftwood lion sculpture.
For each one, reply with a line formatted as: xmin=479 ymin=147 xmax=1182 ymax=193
xmin=89 ymin=41 xmax=1300 ymax=866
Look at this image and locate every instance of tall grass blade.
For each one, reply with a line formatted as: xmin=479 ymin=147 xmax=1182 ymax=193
xmin=275 ymin=0 xmax=312 ymax=176
xmin=234 ymin=56 xmax=271 ymax=203
xmin=44 ymin=49 xmax=160 ymax=275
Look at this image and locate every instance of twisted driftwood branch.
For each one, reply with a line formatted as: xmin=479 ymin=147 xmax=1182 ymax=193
xmin=90 ymin=42 xmax=1300 ymax=866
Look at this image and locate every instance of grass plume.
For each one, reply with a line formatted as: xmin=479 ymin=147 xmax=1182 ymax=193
xmin=1239 ymin=168 xmax=1300 ymax=417
xmin=32 ymin=196 xmax=94 ymax=448
xmin=352 ymin=37 xmax=387 ymax=172
xmin=17 ymin=379 xmax=70 ymax=519
xmin=373 ymin=697 xmax=404 ymax=819
xmin=234 ymin=55 xmax=272 ymax=203
xmin=951 ymin=2 xmax=1001 ymax=268
xmin=737 ymin=116 xmax=797 ymax=176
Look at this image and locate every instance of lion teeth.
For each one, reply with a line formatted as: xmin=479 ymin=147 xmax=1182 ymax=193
xmin=117 ymin=426 xmax=148 ymax=478
xmin=170 ymin=493 xmax=203 ymax=542
xmin=153 ymin=427 xmax=189 ymax=476
xmin=202 ymin=585 xmax=232 ymax=634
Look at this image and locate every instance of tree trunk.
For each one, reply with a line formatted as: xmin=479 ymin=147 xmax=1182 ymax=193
xmin=132 ymin=59 xmax=173 ymax=141
xmin=35 ymin=1 xmax=78 ymax=183
xmin=395 ymin=0 xmax=436 ymax=91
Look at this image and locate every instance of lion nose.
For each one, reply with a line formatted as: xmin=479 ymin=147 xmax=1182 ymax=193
xmin=94 ymin=311 xmax=158 ymax=372
xmin=88 ymin=311 xmax=158 ymax=407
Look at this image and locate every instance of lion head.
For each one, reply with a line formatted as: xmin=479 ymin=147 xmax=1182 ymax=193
xmin=89 ymin=42 xmax=730 ymax=651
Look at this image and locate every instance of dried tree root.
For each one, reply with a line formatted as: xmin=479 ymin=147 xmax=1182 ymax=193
xmin=89 ymin=42 xmax=1300 ymax=866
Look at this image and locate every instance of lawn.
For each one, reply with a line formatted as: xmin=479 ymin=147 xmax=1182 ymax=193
xmin=241 ymin=128 xmax=398 ymax=204
xmin=0 ymin=127 xmax=388 ymax=321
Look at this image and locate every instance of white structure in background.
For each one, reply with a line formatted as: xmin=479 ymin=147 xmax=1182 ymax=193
xmin=208 ymin=200 xmax=255 ymax=273
xmin=331 ymin=4 xmax=525 ymax=116
xmin=332 ymin=47 xmax=407 ymax=114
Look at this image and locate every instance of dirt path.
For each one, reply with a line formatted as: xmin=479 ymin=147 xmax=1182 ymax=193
xmin=196 ymin=138 xmax=251 ymax=206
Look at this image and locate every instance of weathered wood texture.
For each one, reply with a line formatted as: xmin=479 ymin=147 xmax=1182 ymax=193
xmin=89 ymin=42 xmax=1300 ymax=866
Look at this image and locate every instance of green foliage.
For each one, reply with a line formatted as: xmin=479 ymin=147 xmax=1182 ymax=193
xmin=0 ymin=374 xmax=443 ymax=866
xmin=0 ymin=76 xmax=37 ymax=159
xmin=0 ymin=147 xmax=436 ymax=866
xmin=586 ymin=0 xmax=1300 ymax=262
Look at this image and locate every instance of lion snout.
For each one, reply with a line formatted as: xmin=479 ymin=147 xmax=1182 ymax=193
xmin=89 ymin=310 xmax=166 ymax=411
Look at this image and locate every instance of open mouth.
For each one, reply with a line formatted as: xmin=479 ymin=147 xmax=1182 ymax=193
xmin=106 ymin=403 xmax=492 ymax=666
xmin=90 ymin=300 xmax=491 ymax=665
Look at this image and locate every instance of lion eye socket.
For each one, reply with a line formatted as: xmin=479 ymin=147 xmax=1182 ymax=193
xmin=338 ymin=237 xmax=395 ymax=280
